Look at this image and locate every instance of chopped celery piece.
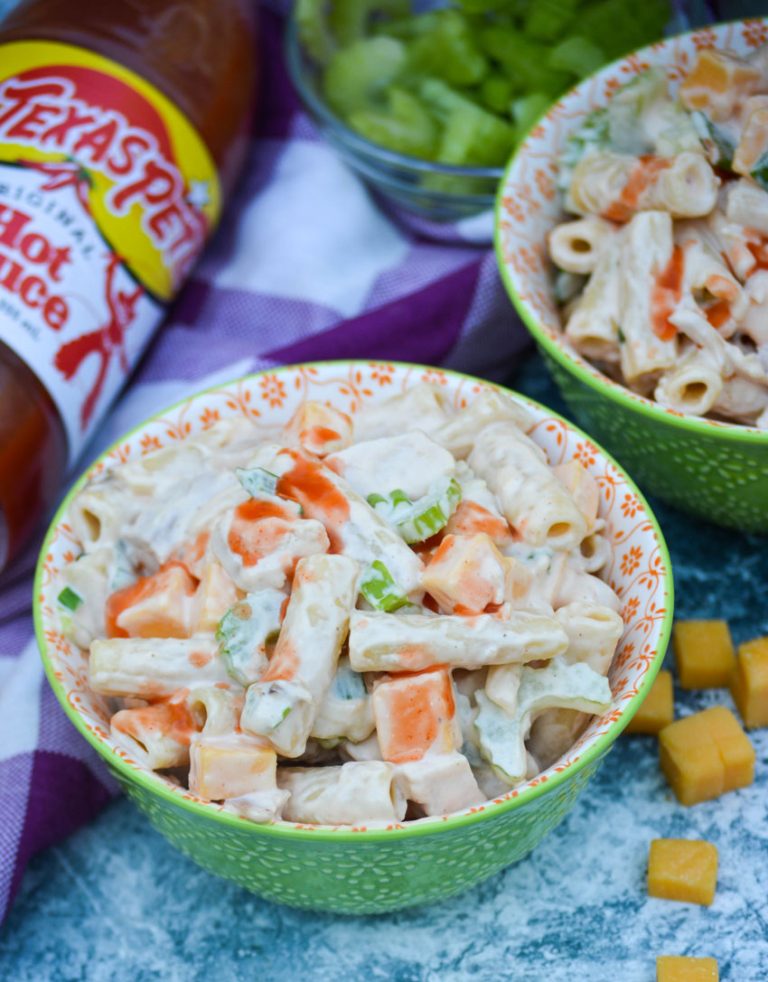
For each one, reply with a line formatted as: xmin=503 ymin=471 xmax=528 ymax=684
xmin=548 ymin=36 xmax=606 ymax=78
xmin=478 ymin=27 xmax=572 ymax=97
xmin=323 ymin=36 xmax=406 ymax=117
xmin=558 ymin=106 xmax=609 ymax=189
xmin=420 ymin=79 xmax=515 ymax=166
xmin=405 ymin=9 xmax=489 ymax=88
xmin=511 ymin=92 xmax=552 ymax=139
xmin=349 ymin=88 xmax=438 ymax=159
xmin=216 ymin=589 xmax=284 ymax=686
xmin=692 ymin=111 xmax=736 ymax=170
xmin=480 ymin=73 xmax=515 ymax=115
xmin=57 ymin=586 xmax=83 ymax=611
xmin=360 ymin=559 xmax=408 ymax=612
xmin=295 ymin=0 xmax=335 ymax=65
xmin=331 ymin=659 xmax=368 ymax=700
xmin=370 ymin=477 xmax=462 ymax=543
xmin=576 ymin=0 xmax=670 ymax=62
xmin=524 ymin=0 xmax=578 ymax=42
xmin=236 ymin=466 xmax=278 ymax=498
xmin=110 ymin=539 xmax=136 ymax=591
xmin=752 ymin=151 xmax=768 ymax=192
xmin=330 ymin=0 xmax=410 ymax=47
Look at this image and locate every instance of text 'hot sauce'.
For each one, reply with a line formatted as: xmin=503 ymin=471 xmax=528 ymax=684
xmin=0 ymin=0 xmax=257 ymax=571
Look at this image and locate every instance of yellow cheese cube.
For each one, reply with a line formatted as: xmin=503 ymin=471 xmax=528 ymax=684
xmin=704 ymin=706 xmax=755 ymax=791
xmin=672 ymin=620 xmax=735 ymax=689
xmin=189 ymin=737 xmax=277 ymax=800
xmin=626 ymin=670 xmax=674 ymax=734
xmin=730 ymin=637 xmax=768 ymax=729
xmin=659 ymin=714 xmax=724 ymax=805
xmin=656 ymin=956 xmax=719 ymax=981
xmin=647 ymin=839 xmax=718 ymax=906
xmin=659 ymin=707 xmax=754 ymax=805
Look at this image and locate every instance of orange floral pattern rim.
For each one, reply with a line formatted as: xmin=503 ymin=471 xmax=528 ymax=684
xmin=495 ymin=18 xmax=768 ymax=444
xmin=34 ymin=361 xmax=674 ymax=840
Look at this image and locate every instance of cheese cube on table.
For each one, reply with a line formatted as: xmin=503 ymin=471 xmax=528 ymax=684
xmin=647 ymin=839 xmax=718 ymax=906
xmin=658 ymin=706 xmax=754 ymax=805
xmin=672 ymin=620 xmax=735 ymax=689
xmin=625 ymin=669 xmax=673 ymax=734
xmin=656 ymin=955 xmax=719 ymax=981
xmin=730 ymin=636 xmax=768 ymax=729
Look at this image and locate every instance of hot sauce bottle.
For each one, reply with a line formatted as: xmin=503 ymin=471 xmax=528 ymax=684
xmin=0 ymin=0 xmax=257 ymax=571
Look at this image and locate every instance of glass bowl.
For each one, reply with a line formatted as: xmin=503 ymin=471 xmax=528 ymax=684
xmin=284 ymin=17 xmax=502 ymax=243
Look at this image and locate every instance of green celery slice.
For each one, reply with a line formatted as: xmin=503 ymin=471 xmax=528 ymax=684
xmin=295 ymin=0 xmax=335 ymax=65
xmin=548 ymin=36 xmax=606 ymax=78
xmin=405 ymin=9 xmax=489 ymax=88
xmin=236 ymin=466 xmax=278 ymax=498
xmin=57 ymin=586 xmax=83 ymax=611
xmin=478 ymin=27 xmax=572 ymax=97
xmin=368 ymin=477 xmax=462 ymax=544
xmin=360 ymin=559 xmax=408 ymax=612
xmin=751 ymin=150 xmax=768 ymax=192
xmin=692 ymin=111 xmax=736 ymax=170
xmin=419 ymin=78 xmax=515 ymax=166
xmin=524 ymin=0 xmax=579 ymax=42
xmin=330 ymin=0 xmax=410 ymax=46
xmin=480 ymin=73 xmax=515 ymax=115
xmin=511 ymin=92 xmax=552 ymax=140
xmin=349 ymin=88 xmax=438 ymax=159
xmin=216 ymin=589 xmax=284 ymax=687
xmin=323 ymin=36 xmax=406 ymax=117
xmin=575 ymin=0 xmax=670 ymax=62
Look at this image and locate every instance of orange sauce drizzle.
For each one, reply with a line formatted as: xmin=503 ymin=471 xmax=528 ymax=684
xmin=650 ymin=245 xmax=684 ymax=341
xmin=276 ymin=451 xmax=350 ymax=552
xmin=602 ymin=155 xmax=672 ymax=224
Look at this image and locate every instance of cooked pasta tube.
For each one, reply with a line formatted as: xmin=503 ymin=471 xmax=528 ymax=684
xmin=311 ymin=657 xmax=375 ymax=744
xmin=527 ymin=708 xmax=590 ymax=770
xmin=70 ymin=477 xmax=138 ymax=553
xmin=278 ymin=761 xmax=407 ymax=825
xmin=707 ymin=209 xmax=759 ymax=282
xmin=654 ymin=346 xmax=724 ymax=416
xmin=712 ymin=375 xmax=768 ymax=423
xmin=394 ymin=752 xmax=483 ymax=816
xmin=742 ymin=271 xmax=768 ymax=346
xmin=725 ymin=178 xmax=768 ymax=237
xmin=189 ymin=734 xmax=279 ymax=800
xmin=282 ymin=400 xmax=353 ymax=457
xmin=186 ymin=685 xmax=243 ymax=737
xmin=327 ymin=431 xmax=456 ymax=502
xmin=554 ymin=602 xmax=624 ymax=675
xmin=246 ymin=445 xmax=423 ymax=598
xmin=58 ymin=548 xmax=112 ymax=648
xmin=468 ymin=421 xmax=587 ymax=549
xmin=567 ymin=151 xmax=718 ymax=221
xmin=225 ymin=788 xmax=289 ymax=823
xmin=618 ymin=211 xmax=679 ymax=381
xmin=241 ymin=554 xmax=358 ymax=757
xmin=577 ymin=531 xmax=612 ymax=575
xmin=89 ymin=636 xmax=228 ymax=697
xmin=353 ymin=384 xmax=449 ymax=441
xmin=474 ymin=660 xmax=612 ymax=784
xmin=553 ymin=462 xmax=600 ymax=531
xmin=563 ymin=242 xmax=622 ymax=363
xmin=430 ymin=389 xmax=534 ymax=458
xmin=548 ymin=215 xmax=616 ymax=274
xmin=552 ymin=563 xmax=621 ymax=611
xmin=111 ymin=693 xmax=200 ymax=769
xmin=349 ymin=609 xmax=568 ymax=672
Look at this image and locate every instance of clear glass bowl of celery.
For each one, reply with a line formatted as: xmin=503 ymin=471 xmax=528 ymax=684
xmin=286 ymin=0 xmax=675 ymax=242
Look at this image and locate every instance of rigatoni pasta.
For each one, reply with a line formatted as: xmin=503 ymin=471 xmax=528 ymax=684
xmin=59 ymin=388 xmax=624 ymax=827
xmin=549 ymin=45 xmax=768 ymax=426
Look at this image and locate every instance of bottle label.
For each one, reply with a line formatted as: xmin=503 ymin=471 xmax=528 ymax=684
xmin=0 ymin=41 xmax=221 ymax=462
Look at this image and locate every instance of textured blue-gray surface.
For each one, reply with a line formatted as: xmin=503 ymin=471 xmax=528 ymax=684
xmin=1 ymin=352 xmax=767 ymax=982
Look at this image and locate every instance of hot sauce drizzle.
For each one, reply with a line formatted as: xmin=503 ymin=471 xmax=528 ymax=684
xmin=650 ymin=245 xmax=685 ymax=341
xmin=602 ymin=155 xmax=673 ymax=224
xmin=276 ymin=451 xmax=350 ymax=552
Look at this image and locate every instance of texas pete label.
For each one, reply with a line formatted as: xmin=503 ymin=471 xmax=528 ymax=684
xmin=0 ymin=41 xmax=220 ymax=461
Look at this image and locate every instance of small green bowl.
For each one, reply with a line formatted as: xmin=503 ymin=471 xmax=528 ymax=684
xmin=495 ymin=19 xmax=768 ymax=532
xmin=35 ymin=361 xmax=673 ymax=913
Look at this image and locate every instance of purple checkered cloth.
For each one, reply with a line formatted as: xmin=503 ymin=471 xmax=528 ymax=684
xmin=0 ymin=4 xmax=528 ymax=921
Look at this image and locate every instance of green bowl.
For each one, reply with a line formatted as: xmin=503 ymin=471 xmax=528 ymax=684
xmin=495 ymin=19 xmax=768 ymax=532
xmin=34 ymin=361 xmax=673 ymax=913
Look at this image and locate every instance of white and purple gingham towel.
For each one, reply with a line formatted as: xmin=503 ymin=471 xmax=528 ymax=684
xmin=0 ymin=4 xmax=529 ymax=921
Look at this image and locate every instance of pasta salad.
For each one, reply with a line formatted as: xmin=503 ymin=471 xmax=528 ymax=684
xmin=548 ymin=42 xmax=768 ymax=426
xmin=57 ymin=386 xmax=623 ymax=826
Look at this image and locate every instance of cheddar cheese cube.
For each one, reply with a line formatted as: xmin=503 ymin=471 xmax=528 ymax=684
xmin=659 ymin=707 xmax=754 ymax=805
xmin=647 ymin=839 xmax=718 ymax=906
xmin=626 ymin=670 xmax=673 ymax=734
xmin=679 ymin=47 xmax=763 ymax=121
xmin=704 ymin=706 xmax=755 ymax=791
xmin=730 ymin=636 xmax=768 ymax=729
xmin=672 ymin=620 xmax=735 ymax=689
xmin=656 ymin=956 xmax=719 ymax=981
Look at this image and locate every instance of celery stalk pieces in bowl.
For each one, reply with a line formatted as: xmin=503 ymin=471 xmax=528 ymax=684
xmin=287 ymin=0 xmax=676 ymax=240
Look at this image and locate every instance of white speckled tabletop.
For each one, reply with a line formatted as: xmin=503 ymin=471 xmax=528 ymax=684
xmin=1 ymin=353 xmax=766 ymax=982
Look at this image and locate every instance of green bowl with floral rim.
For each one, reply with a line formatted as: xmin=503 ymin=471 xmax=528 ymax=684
xmin=495 ymin=18 xmax=768 ymax=532
xmin=34 ymin=360 xmax=673 ymax=914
